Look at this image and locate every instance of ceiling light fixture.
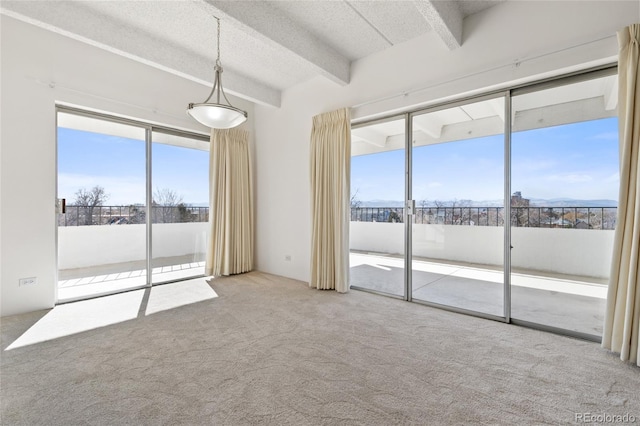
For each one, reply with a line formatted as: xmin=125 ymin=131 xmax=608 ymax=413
xmin=187 ymin=17 xmax=247 ymax=129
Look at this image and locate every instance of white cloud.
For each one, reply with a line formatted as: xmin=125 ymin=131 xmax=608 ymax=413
xmin=545 ymin=173 xmax=593 ymax=184
xmin=514 ymin=159 xmax=556 ymax=172
xmin=604 ymin=172 xmax=620 ymax=183
xmin=590 ymin=132 xmax=618 ymax=141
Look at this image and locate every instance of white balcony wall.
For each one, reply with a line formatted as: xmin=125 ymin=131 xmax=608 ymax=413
xmin=58 ymin=223 xmax=207 ymax=270
xmin=350 ymin=222 xmax=614 ymax=279
xmin=152 ymin=223 xmax=208 ymax=263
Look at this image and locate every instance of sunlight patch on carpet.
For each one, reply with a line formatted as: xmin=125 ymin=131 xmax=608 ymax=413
xmin=5 ymin=290 xmax=144 ymax=350
xmin=5 ymin=278 xmax=218 ymax=350
xmin=145 ymin=278 xmax=218 ymax=315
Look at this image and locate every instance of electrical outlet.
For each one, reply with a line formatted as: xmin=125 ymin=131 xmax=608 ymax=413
xmin=284 ymin=255 xmax=292 ymax=261
xmin=19 ymin=277 xmax=37 ymax=287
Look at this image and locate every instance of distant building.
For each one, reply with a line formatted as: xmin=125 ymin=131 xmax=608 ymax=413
xmin=551 ymin=218 xmax=573 ymax=228
xmin=575 ymin=220 xmax=591 ymax=229
xmin=511 ymin=191 xmax=530 ymax=207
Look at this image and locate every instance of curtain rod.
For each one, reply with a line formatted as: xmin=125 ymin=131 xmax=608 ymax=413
xmin=32 ymin=77 xmax=188 ymax=122
xmin=351 ymin=34 xmax=617 ymax=110
xmin=30 ymin=77 xmax=205 ymax=133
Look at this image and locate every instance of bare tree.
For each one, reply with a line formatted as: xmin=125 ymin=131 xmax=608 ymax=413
xmin=602 ymin=208 xmax=617 ymax=230
xmin=73 ymin=186 xmax=109 ymax=225
xmin=427 ymin=199 xmax=475 ymax=225
xmin=415 ymin=199 xmax=428 ymax=223
xmin=349 ymin=188 xmax=362 ymax=221
xmin=153 ymin=188 xmax=184 ymax=223
xmin=350 ymin=188 xmax=362 ymax=208
xmin=432 ymin=200 xmax=447 ymax=224
xmin=127 ymin=203 xmax=146 ymax=225
xmin=452 ymin=199 xmax=473 ymax=225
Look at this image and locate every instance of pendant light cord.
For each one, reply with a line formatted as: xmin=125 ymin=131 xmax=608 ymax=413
xmin=216 ymin=17 xmax=221 ymax=68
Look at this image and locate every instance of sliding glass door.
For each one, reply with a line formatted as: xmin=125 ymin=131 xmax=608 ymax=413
xmin=151 ymin=131 xmax=209 ymax=284
xmin=510 ymin=71 xmax=618 ymax=337
xmin=349 ymin=67 xmax=619 ymax=339
xmin=57 ymin=111 xmax=147 ymax=302
xmin=350 ymin=116 xmax=406 ymax=298
xmin=56 ymin=108 xmax=210 ymax=302
xmin=411 ymin=96 xmax=505 ymax=316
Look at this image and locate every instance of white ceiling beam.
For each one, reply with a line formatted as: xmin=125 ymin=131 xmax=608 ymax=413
xmin=352 ymin=128 xmax=387 ymax=147
xmin=413 ymin=117 xmax=443 ymax=139
xmin=488 ymin=98 xmax=505 ymax=123
xmin=413 ymin=0 xmax=463 ymax=50
xmin=380 ymin=133 xmax=406 ymax=149
xmin=1 ymin=4 xmax=281 ymax=107
xmin=203 ymin=0 xmax=350 ymax=86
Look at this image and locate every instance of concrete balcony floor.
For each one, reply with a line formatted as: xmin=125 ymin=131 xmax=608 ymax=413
xmin=58 ymin=251 xmax=606 ymax=336
xmin=58 ymin=254 xmax=205 ymax=302
xmin=350 ymin=251 xmax=607 ymax=337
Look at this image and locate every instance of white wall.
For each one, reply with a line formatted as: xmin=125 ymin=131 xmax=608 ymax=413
xmin=350 ymin=222 xmax=614 ymax=279
xmin=254 ymin=1 xmax=637 ymax=283
xmin=0 ymin=16 xmax=254 ymax=316
xmin=59 ymin=223 xmax=207 ymax=269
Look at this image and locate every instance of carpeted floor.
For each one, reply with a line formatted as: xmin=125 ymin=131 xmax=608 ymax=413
xmin=1 ymin=271 xmax=639 ymax=425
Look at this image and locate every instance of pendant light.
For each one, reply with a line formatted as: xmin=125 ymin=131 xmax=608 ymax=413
xmin=187 ymin=17 xmax=248 ymax=129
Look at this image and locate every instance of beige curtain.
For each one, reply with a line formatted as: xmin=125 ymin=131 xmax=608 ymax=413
xmin=602 ymin=24 xmax=640 ymax=367
xmin=205 ymin=128 xmax=253 ymax=277
xmin=310 ymin=108 xmax=351 ymax=292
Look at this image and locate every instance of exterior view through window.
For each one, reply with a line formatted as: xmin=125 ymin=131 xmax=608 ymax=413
xmin=349 ymin=69 xmax=618 ymax=339
xmin=410 ymin=97 xmax=505 ymax=317
xmin=510 ymin=74 xmax=618 ymax=335
xmin=57 ymin=110 xmax=209 ymax=302
xmin=350 ymin=116 xmax=406 ymax=297
xmin=151 ymin=132 xmax=209 ymax=285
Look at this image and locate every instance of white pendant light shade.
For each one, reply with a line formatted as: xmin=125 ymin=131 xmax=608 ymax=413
xmin=187 ymin=103 xmax=247 ymax=129
xmin=187 ymin=17 xmax=248 ymax=129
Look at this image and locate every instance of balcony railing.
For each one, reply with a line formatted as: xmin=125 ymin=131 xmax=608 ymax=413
xmin=59 ymin=205 xmax=209 ymax=226
xmin=350 ymin=206 xmax=617 ymax=230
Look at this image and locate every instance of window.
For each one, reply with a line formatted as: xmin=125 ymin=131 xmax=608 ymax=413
xmin=510 ymin=72 xmax=618 ymax=336
xmin=349 ymin=66 xmax=618 ymax=340
xmin=56 ymin=108 xmax=209 ymax=302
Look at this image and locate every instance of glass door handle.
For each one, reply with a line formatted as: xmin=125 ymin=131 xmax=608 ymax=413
xmin=57 ymin=198 xmax=66 ymax=214
xmin=405 ymin=199 xmax=415 ymax=216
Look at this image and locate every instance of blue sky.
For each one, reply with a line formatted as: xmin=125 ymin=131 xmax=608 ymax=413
xmin=60 ymin=116 xmax=619 ymax=207
xmin=58 ymin=128 xmax=209 ymax=206
xmin=352 ymin=117 xmax=619 ymax=204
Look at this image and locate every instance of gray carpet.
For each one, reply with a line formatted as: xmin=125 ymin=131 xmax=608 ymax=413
xmin=1 ymin=271 xmax=639 ymax=425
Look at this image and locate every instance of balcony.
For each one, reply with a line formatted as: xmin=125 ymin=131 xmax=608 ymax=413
xmin=350 ymin=206 xmax=615 ymax=337
xmin=57 ymin=205 xmax=208 ymax=302
xmin=59 ymin=204 xmax=613 ymax=336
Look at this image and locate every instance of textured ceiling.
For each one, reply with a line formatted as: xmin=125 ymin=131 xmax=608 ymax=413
xmin=265 ymin=1 xmax=431 ymax=60
xmin=0 ymin=0 xmax=505 ymax=107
